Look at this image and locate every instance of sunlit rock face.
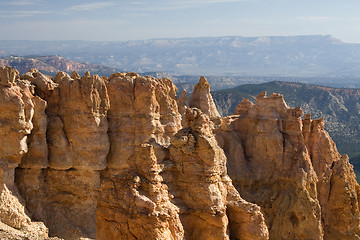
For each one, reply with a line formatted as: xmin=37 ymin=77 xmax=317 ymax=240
xmin=189 ymin=76 xmax=221 ymax=122
xmin=0 ymin=68 xmax=359 ymax=240
xmin=105 ymin=72 xmax=182 ymax=170
xmin=303 ymin=114 xmax=360 ymax=240
xmin=97 ymin=72 xmax=185 ymax=240
xmin=167 ymin=107 xmax=269 ymax=240
xmin=15 ymin=69 xmax=110 ymax=239
xmin=0 ymin=66 xmax=49 ymax=239
xmin=218 ymin=92 xmax=360 ymax=240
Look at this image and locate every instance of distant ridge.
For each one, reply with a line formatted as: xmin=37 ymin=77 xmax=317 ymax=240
xmin=2 ymin=35 xmax=360 ymax=78
xmin=0 ymin=55 xmax=119 ymax=77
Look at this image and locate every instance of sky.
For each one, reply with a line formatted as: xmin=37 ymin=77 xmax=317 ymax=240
xmin=1 ymin=0 xmax=360 ymax=43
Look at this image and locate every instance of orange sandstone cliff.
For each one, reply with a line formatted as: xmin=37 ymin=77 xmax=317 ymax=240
xmin=0 ymin=66 xmax=359 ymax=240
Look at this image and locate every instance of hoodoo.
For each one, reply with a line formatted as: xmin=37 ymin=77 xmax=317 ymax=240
xmin=0 ymin=66 xmax=359 ymax=239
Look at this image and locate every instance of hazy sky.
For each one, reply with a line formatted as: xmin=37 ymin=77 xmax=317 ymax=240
xmin=1 ymin=0 xmax=360 ymax=43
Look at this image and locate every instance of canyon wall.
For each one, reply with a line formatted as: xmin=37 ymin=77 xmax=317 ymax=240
xmin=0 ymin=66 xmax=359 ymax=239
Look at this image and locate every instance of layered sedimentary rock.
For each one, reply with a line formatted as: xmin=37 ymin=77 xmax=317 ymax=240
xmin=218 ymin=92 xmax=360 ymax=239
xmin=0 ymin=66 xmax=49 ymax=239
xmin=15 ymin=69 xmax=110 ymax=239
xmin=167 ymin=108 xmax=268 ymax=240
xmin=303 ymin=114 xmax=360 ymax=240
xmin=189 ymin=76 xmax=221 ymax=124
xmin=1 ymin=68 xmax=360 ymax=240
xmin=106 ymin=72 xmax=182 ymax=170
xmin=97 ymin=144 xmax=184 ymax=240
xmin=97 ymin=72 xmax=185 ymax=239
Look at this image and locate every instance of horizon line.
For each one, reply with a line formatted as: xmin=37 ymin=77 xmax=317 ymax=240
xmin=0 ymin=34 xmax=350 ymax=43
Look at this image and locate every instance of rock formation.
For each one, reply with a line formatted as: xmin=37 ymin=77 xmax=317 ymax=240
xmin=15 ymin=69 xmax=110 ymax=239
xmin=217 ymin=92 xmax=360 ymax=239
xmin=0 ymin=66 xmax=50 ymax=239
xmin=105 ymin=72 xmax=181 ymax=170
xmin=177 ymin=89 xmax=188 ymax=126
xmin=303 ymin=114 xmax=360 ymax=240
xmin=96 ymin=144 xmax=184 ymax=240
xmin=189 ymin=76 xmax=221 ymax=124
xmin=96 ymin=72 xmax=185 ymax=239
xmin=167 ymin=108 xmax=268 ymax=240
xmin=0 ymin=67 xmax=359 ymax=240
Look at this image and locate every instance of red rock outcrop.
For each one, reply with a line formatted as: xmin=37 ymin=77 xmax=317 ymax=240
xmin=303 ymin=114 xmax=360 ymax=239
xmin=189 ymin=76 xmax=221 ymax=124
xmin=0 ymin=68 xmax=359 ymax=240
xmin=15 ymin=69 xmax=110 ymax=239
xmin=218 ymin=92 xmax=360 ymax=239
xmin=96 ymin=144 xmax=184 ymax=240
xmin=96 ymin=72 xmax=184 ymax=239
xmin=218 ymin=92 xmax=323 ymax=239
xmin=167 ymin=108 xmax=269 ymax=240
xmin=0 ymin=66 xmax=50 ymax=239
xmin=105 ymin=72 xmax=182 ymax=170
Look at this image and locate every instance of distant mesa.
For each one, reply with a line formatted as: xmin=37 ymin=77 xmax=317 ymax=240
xmin=0 ymin=55 xmax=119 ymax=77
xmin=2 ymin=35 xmax=360 ymax=78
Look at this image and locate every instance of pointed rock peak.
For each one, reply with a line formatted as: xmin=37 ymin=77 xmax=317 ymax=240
xmin=161 ymin=77 xmax=178 ymax=98
xmin=189 ymin=76 xmax=220 ymax=120
xmin=0 ymin=66 xmax=19 ymax=87
xmin=71 ymin=71 xmax=81 ymax=80
xmin=198 ymin=76 xmax=210 ymax=88
xmin=179 ymin=89 xmax=188 ymax=102
xmin=84 ymin=71 xmax=91 ymax=77
xmin=54 ymin=71 xmax=71 ymax=84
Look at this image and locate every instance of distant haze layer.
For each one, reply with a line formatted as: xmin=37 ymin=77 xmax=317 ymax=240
xmin=2 ymin=35 xmax=360 ymax=79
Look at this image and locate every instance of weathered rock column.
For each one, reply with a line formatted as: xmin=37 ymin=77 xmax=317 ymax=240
xmin=219 ymin=92 xmax=323 ymax=240
xmin=167 ymin=108 xmax=269 ymax=240
xmin=0 ymin=66 xmax=49 ymax=239
xmin=16 ymin=70 xmax=110 ymax=239
xmin=96 ymin=73 xmax=184 ymax=240
xmin=304 ymin=114 xmax=360 ymax=240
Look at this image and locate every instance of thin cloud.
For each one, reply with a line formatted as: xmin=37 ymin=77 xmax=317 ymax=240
xmin=0 ymin=10 xmax=49 ymax=18
xmin=4 ymin=0 xmax=41 ymax=6
xmin=128 ymin=1 xmax=146 ymax=5
xmin=191 ymin=0 xmax=253 ymax=3
xmin=123 ymin=12 xmax=151 ymax=18
xmin=136 ymin=0 xmax=253 ymax=11
xmin=180 ymin=0 xmax=254 ymax=6
xmin=68 ymin=2 xmax=116 ymax=11
xmin=0 ymin=19 xmax=131 ymax=41
xmin=296 ymin=16 xmax=338 ymax=22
